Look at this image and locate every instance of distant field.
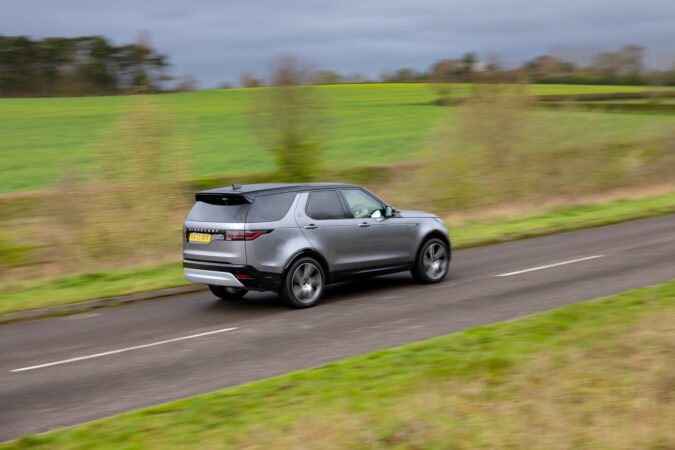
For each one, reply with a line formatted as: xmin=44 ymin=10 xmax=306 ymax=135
xmin=1 ymin=83 xmax=674 ymax=193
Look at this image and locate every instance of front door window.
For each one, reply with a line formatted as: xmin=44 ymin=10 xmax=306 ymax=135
xmin=341 ymin=189 xmax=382 ymax=219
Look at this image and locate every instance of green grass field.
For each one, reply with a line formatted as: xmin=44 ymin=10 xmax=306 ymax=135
xmin=6 ymin=280 xmax=673 ymax=449
xmin=2 ymin=191 xmax=672 ymax=318
xmin=2 ymin=83 xmax=674 ymax=194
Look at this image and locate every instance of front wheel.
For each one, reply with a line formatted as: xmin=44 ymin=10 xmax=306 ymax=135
xmin=412 ymin=238 xmax=449 ymax=284
xmin=280 ymin=257 xmax=325 ymax=308
xmin=209 ymin=285 xmax=248 ymax=300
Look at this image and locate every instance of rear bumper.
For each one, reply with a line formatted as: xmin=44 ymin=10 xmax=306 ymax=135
xmin=182 ymin=259 xmax=282 ymax=291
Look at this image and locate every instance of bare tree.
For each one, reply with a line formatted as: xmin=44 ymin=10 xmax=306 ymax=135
xmin=592 ymin=51 xmax=622 ymax=77
xmin=313 ymin=70 xmax=343 ymax=85
xmin=249 ymin=56 xmax=330 ymax=181
xmin=344 ymin=72 xmax=368 ymax=83
xmin=240 ymin=71 xmax=262 ymax=88
xmin=429 ymin=59 xmax=461 ymax=94
xmin=174 ymin=75 xmax=198 ymax=92
xmin=619 ymin=44 xmax=645 ymax=75
xmin=461 ymin=52 xmax=477 ymax=81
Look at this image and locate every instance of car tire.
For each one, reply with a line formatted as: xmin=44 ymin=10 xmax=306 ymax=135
xmin=412 ymin=238 xmax=449 ymax=284
xmin=280 ymin=257 xmax=325 ymax=308
xmin=208 ymin=285 xmax=248 ymax=300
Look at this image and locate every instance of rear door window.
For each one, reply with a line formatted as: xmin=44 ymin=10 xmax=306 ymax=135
xmin=248 ymin=192 xmax=297 ymax=223
xmin=306 ymin=190 xmax=349 ymax=220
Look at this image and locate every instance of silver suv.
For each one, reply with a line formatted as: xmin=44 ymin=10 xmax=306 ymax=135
xmin=183 ymin=183 xmax=450 ymax=308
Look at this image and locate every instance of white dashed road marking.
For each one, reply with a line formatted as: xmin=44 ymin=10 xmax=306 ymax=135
xmin=496 ymin=255 xmax=605 ymax=277
xmin=11 ymin=327 xmax=238 ymax=373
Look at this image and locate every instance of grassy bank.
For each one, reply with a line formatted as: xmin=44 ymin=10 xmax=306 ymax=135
xmin=1 ymin=190 xmax=672 ymax=317
xmin=6 ymin=280 xmax=674 ymax=448
xmin=449 ymin=189 xmax=675 ymax=247
xmin=0 ymin=261 xmax=184 ymax=317
xmin=2 ymin=83 xmax=674 ymax=193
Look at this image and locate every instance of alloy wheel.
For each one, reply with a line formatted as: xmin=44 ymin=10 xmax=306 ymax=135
xmin=291 ymin=262 xmax=322 ymax=304
xmin=422 ymin=242 xmax=448 ymax=280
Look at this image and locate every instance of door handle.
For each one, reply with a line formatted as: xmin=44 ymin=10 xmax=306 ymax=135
xmin=358 ymin=222 xmax=370 ymax=227
xmin=304 ymin=224 xmax=318 ymax=230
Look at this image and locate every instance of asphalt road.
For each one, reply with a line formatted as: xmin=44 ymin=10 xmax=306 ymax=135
xmin=1 ymin=215 xmax=674 ymax=442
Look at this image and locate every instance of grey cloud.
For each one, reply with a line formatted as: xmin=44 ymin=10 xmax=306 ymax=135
xmin=2 ymin=0 xmax=673 ymax=87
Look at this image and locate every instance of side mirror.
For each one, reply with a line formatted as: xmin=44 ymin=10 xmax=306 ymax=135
xmin=384 ymin=205 xmax=394 ymax=218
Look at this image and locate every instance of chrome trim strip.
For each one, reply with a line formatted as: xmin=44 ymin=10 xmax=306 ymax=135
xmin=183 ymin=268 xmax=244 ymax=287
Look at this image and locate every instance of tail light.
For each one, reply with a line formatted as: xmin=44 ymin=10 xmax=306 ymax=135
xmin=225 ymin=230 xmax=272 ymax=241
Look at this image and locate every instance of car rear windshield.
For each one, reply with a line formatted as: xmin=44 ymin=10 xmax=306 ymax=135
xmin=247 ymin=192 xmax=297 ymax=223
xmin=187 ymin=196 xmax=250 ymax=223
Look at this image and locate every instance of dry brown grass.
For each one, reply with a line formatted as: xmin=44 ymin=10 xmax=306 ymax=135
xmin=403 ymin=86 xmax=675 ymax=214
xmin=443 ymin=182 xmax=675 ymax=223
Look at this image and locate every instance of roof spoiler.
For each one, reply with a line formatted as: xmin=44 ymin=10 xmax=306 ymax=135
xmin=195 ymin=192 xmax=252 ymax=205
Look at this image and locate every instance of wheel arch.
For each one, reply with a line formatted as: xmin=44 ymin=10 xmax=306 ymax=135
xmin=283 ymin=248 xmax=330 ymax=277
xmin=417 ymin=231 xmax=451 ymax=260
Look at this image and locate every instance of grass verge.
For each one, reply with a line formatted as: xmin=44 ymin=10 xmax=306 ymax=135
xmin=0 ymin=261 xmax=185 ymax=317
xmin=0 ymin=191 xmax=673 ymax=317
xmin=448 ymin=189 xmax=675 ymax=247
xmin=5 ymin=280 xmax=674 ymax=448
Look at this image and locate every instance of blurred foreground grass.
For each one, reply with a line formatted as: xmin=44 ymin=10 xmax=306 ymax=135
xmin=6 ymin=280 xmax=673 ymax=448
xmin=1 ymin=191 xmax=672 ymax=317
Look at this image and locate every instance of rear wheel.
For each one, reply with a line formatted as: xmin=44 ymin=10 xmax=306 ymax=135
xmin=280 ymin=257 xmax=325 ymax=308
xmin=412 ymin=238 xmax=449 ymax=284
xmin=208 ymin=285 xmax=247 ymax=300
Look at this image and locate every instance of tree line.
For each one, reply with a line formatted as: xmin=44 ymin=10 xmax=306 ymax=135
xmin=363 ymin=46 xmax=675 ymax=87
xmin=520 ymin=45 xmax=675 ymax=86
xmin=243 ymin=46 xmax=674 ymax=88
xmin=0 ymin=35 xmax=169 ymax=97
xmin=2 ymin=35 xmax=674 ymax=97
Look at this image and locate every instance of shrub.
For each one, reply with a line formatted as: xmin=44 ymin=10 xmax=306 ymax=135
xmin=248 ymin=56 xmax=330 ymax=181
xmin=48 ymin=97 xmax=190 ymax=271
xmin=409 ymin=87 xmax=675 ymax=213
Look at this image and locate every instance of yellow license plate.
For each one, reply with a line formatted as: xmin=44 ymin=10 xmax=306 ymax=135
xmin=189 ymin=232 xmax=211 ymax=243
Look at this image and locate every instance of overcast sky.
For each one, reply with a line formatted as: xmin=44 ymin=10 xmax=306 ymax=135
xmin=3 ymin=0 xmax=674 ymax=88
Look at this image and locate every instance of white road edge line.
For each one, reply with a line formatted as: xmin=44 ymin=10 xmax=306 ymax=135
xmin=11 ymin=327 xmax=238 ymax=373
xmin=496 ymin=255 xmax=605 ymax=277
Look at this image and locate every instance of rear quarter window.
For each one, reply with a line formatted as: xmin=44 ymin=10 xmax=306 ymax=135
xmin=248 ymin=192 xmax=297 ymax=223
